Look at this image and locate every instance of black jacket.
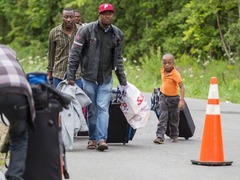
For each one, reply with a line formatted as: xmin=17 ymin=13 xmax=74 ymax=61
xmin=67 ymin=21 xmax=127 ymax=85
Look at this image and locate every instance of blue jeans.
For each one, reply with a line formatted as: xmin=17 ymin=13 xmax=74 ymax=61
xmin=53 ymin=77 xmax=83 ymax=89
xmin=82 ymin=78 xmax=113 ymax=143
xmin=0 ymin=94 xmax=28 ymax=180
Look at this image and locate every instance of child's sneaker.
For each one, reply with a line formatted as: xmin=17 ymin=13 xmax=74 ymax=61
xmin=154 ymin=137 xmax=164 ymax=144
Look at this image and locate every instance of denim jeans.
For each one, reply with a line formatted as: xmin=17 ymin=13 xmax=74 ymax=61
xmin=82 ymin=78 xmax=113 ymax=144
xmin=0 ymin=94 xmax=28 ymax=180
xmin=53 ymin=77 xmax=83 ymax=89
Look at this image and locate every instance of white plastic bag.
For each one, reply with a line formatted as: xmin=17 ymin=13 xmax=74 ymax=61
xmin=128 ymin=104 xmax=150 ymax=129
xmin=119 ymin=82 xmax=150 ymax=129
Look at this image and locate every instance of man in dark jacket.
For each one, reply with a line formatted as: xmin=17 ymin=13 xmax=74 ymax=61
xmin=0 ymin=44 xmax=35 ymax=180
xmin=67 ymin=3 xmax=127 ymax=151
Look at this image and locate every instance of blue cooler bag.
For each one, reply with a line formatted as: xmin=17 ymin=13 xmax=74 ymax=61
xmin=26 ymin=72 xmax=49 ymax=84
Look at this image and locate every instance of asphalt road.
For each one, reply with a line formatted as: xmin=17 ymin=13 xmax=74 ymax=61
xmin=65 ymin=94 xmax=240 ymax=180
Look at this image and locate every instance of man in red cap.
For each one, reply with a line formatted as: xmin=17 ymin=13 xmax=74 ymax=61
xmin=67 ymin=3 xmax=127 ymax=151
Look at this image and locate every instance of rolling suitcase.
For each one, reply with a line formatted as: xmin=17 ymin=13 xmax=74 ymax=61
xmin=150 ymin=88 xmax=195 ymax=140
xmin=76 ymin=107 xmax=89 ymax=136
xmin=107 ymin=89 xmax=136 ymax=144
xmin=107 ymin=101 xmax=136 ymax=144
xmin=166 ymin=100 xmax=195 ymax=140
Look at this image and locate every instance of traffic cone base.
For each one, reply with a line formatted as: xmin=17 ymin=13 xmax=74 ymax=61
xmin=191 ymin=160 xmax=233 ymax=166
xmin=191 ymin=77 xmax=233 ymax=166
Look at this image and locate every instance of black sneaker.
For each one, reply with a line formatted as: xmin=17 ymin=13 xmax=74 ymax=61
xmin=154 ymin=137 xmax=164 ymax=144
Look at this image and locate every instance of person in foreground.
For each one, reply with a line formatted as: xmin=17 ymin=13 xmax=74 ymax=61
xmin=67 ymin=3 xmax=127 ymax=151
xmin=154 ymin=54 xmax=185 ymax=144
xmin=0 ymin=44 xmax=35 ymax=180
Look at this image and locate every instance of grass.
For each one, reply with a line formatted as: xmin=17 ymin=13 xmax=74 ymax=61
xmin=16 ymin=46 xmax=240 ymax=104
xmin=0 ymin=125 xmax=8 ymax=168
xmin=121 ymin=49 xmax=240 ymax=104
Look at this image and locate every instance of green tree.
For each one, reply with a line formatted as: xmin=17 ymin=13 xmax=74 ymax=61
xmin=0 ymin=0 xmax=239 ymax=63
xmin=181 ymin=0 xmax=240 ymax=62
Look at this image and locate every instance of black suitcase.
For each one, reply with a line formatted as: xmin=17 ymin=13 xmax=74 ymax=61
xmin=107 ymin=100 xmax=136 ymax=145
xmin=166 ymin=100 xmax=195 ymax=140
xmin=76 ymin=107 xmax=89 ymax=136
xmin=24 ymin=99 xmax=65 ymax=180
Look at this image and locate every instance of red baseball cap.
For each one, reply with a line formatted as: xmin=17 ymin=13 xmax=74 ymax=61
xmin=98 ymin=3 xmax=114 ymax=13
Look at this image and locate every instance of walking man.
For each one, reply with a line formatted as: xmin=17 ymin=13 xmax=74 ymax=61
xmin=67 ymin=3 xmax=127 ymax=151
xmin=47 ymin=7 xmax=81 ymax=87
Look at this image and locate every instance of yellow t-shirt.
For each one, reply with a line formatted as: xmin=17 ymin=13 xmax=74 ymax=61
xmin=160 ymin=67 xmax=182 ymax=96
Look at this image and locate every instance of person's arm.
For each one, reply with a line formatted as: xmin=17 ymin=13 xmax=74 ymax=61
xmin=47 ymin=29 xmax=55 ymax=84
xmin=114 ymin=30 xmax=127 ymax=86
xmin=178 ymin=81 xmax=185 ymax=109
xmin=67 ymin=26 xmax=85 ymax=85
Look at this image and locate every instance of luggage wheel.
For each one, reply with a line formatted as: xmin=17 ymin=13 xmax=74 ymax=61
xmin=185 ymin=137 xmax=189 ymax=140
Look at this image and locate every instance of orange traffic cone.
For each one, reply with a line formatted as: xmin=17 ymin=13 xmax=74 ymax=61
xmin=191 ymin=77 xmax=233 ymax=166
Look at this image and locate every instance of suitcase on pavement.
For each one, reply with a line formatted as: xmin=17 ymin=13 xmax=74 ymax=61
xmin=107 ymin=89 xmax=136 ymax=145
xmin=24 ymin=99 xmax=65 ymax=180
xmin=76 ymin=107 xmax=89 ymax=136
xmin=166 ymin=100 xmax=195 ymax=140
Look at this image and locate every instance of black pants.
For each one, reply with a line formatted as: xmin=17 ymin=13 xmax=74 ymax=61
xmin=0 ymin=94 xmax=29 ymax=180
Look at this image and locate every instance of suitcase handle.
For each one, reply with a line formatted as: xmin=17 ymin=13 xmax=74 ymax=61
xmin=112 ymin=88 xmax=121 ymax=103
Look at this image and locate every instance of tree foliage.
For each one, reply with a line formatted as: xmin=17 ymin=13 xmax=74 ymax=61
xmin=0 ymin=0 xmax=239 ymax=62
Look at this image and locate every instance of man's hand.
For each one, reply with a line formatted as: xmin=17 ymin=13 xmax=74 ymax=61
xmin=68 ymin=80 xmax=75 ymax=86
xmin=119 ymin=83 xmax=129 ymax=96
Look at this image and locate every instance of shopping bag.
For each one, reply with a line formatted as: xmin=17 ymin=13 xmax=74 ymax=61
xmin=127 ymin=103 xmax=150 ymax=129
xmin=119 ymin=82 xmax=144 ymax=117
xmin=119 ymin=82 xmax=150 ymax=129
